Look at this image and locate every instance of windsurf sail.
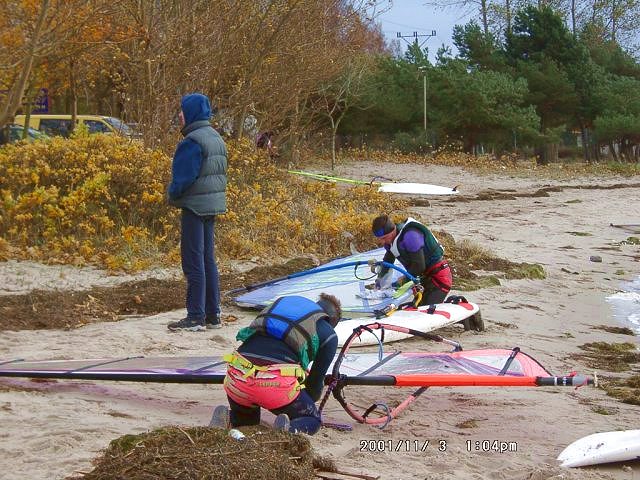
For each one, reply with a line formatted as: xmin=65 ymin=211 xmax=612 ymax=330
xmin=233 ymin=248 xmax=417 ymax=315
xmin=324 ymin=322 xmax=595 ymax=426
xmin=0 ymin=350 xmax=593 ymax=388
xmin=288 ymin=170 xmax=459 ymax=196
xmin=0 ymin=326 xmax=594 ymax=428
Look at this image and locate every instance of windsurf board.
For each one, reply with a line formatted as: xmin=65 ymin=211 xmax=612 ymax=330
xmin=378 ymin=182 xmax=458 ymax=196
xmin=557 ymin=429 xmax=640 ymax=467
xmin=335 ymin=300 xmax=481 ymax=347
xmin=288 ymin=170 xmax=459 ymax=196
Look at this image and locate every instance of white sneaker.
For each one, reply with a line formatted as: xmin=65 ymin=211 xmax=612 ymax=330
xmin=209 ymin=405 xmax=230 ymax=429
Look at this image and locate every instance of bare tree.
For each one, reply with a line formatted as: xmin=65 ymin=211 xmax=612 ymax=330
xmin=0 ymin=0 xmax=50 ymax=127
xmin=1 ymin=0 xmax=386 ymax=152
xmin=313 ymin=56 xmax=374 ymax=169
xmin=425 ymin=0 xmax=492 ymax=35
xmin=0 ymin=0 xmax=118 ymax=128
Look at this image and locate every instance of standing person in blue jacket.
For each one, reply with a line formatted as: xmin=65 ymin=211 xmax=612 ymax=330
xmin=210 ymin=294 xmax=341 ymax=434
xmin=167 ymin=93 xmax=227 ymax=332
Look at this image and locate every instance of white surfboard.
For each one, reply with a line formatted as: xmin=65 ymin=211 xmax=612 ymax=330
xmin=557 ymin=430 xmax=640 ymax=467
xmin=335 ymin=301 xmax=481 ymax=347
xmin=378 ymin=183 xmax=459 ymax=196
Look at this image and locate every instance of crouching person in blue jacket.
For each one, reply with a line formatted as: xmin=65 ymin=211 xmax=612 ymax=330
xmin=211 ymin=294 xmax=341 ymax=434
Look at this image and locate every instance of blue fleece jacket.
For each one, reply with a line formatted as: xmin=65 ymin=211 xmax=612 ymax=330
xmin=168 ymin=93 xmax=212 ymax=200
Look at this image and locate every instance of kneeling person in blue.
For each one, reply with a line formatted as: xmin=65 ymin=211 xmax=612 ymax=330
xmin=211 ymin=294 xmax=341 ymax=434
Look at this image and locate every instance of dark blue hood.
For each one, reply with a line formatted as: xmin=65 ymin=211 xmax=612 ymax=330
xmin=181 ymin=93 xmax=211 ymax=125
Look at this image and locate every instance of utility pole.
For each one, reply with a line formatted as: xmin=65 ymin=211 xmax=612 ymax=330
xmin=419 ymin=66 xmax=427 ymax=137
xmin=396 ymin=31 xmax=436 ymax=49
xmin=397 ymin=31 xmax=436 ymax=143
xmin=423 ymin=72 xmax=427 ymax=137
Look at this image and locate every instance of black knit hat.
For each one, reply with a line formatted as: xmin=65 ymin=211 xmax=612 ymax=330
xmin=372 ymin=215 xmax=395 ymax=237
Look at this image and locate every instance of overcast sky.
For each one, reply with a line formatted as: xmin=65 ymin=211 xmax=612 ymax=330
xmin=371 ymin=0 xmax=476 ymax=59
xmin=372 ymin=1 xmax=639 ymax=59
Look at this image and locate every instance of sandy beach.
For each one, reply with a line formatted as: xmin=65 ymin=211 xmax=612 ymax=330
xmin=0 ymin=160 xmax=638 ymax=480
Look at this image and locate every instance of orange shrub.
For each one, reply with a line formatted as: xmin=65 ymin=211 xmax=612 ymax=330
xmin=0 ymin=135 xmax=408 ymax=270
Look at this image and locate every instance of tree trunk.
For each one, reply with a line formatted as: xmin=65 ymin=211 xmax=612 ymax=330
xmin=608 ymin=142 xmax=618 ymax=161
xmin=465 ymin=134 xmax=476 ymax=155
xmin=536 ymin=142 xmax=558 ymax=165
xmin=505 ymin=0 xmax=511 ymax=34
xmin=70 ymin=60 xmax=78 ymax=133
xmin=0 ymin=0 xmax=49 ymax=127
xmin=580 ymin=126 xmax=591 ymax=162
xmin=21 ymin=102 xmax=33 ymax=139
xmin=621 ymin=138 xmax=632 ymax=162
xmin=480 ymin=0 xmax=489 ymax=35
xmin=234 ymin=106 xmax=247 ymax=140
xmin=611 ymin=0 xmax=617 ymax=42
xmin=329 ymin=114 xmax=339 ymax=170
xmin=593 ymin=141 xmax=601 ymax=162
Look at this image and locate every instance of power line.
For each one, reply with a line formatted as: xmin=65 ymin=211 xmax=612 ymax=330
xmin=383 ymin=18 xmax=436 ymax=30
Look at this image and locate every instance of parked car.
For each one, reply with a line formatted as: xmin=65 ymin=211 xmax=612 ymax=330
xmin=14 ymin=114 xmax=136 ymax=138
xmin=0 ymin=124 xmax=50 ymax=144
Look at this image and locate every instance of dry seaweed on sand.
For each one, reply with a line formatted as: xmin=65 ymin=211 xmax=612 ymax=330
xmin=572 ymin=342 xmax=640 ymax=372
xmin=598 ymin=375 xmax=640 ymax=406
xmin=0 ymin=234 xmax=539 ymax=331
xmin=591 ymin=325 xmax=636 ymax=336
xmin=68 ymin=425 xmax=319 ymax=480
xmin=0 ymin=257 xmax=318 ymax=332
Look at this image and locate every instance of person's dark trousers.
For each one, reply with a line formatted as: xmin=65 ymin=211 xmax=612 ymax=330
xmin=419 ymin=265 xmax=453 ymax=305
xmin=420 ymin=285 xmax=447 ymax=305
xmin=180 ymin=208 xmax=220 ymax=320
xmin=228 ymin=391 xmax=322 ymax=435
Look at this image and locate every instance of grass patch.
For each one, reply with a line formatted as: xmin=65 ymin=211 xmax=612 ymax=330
xmin=565 ymin=199 xmax=582 ymax=204
xmin=456 ymin=275 xmax=502 ymax=290
xmin=0 ymin=257 xmax=321 ymax=331
xmin=614 ymin=269 xmax=625 ymax=275
xmin=567 ymin=231 xmax=592 ymax=236
xmin=505 ymin=263 xmax=546 ymax=280
xmin=573 ymin=342 xmax=640 ymax=372
xmin=449 ymin=238 xmax=545 ymax=291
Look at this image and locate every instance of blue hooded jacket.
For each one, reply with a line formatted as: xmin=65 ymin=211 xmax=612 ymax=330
xmin=168 ymin=93 xmax=227 ymax=216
